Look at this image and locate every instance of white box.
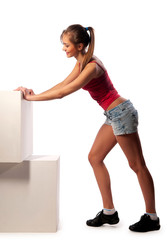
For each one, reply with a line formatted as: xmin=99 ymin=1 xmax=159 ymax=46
xmin=0 ymin=155 xmax=60 ymax=232
xmin=0 ymin=91 xmax=33 ymax=162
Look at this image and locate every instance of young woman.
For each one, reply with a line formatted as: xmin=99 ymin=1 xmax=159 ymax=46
xmin=15 ymin=24 xmax=160 ymax=232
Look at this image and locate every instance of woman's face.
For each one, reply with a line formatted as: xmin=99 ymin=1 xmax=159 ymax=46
xmin=62 ymin=34 xmax=78 ymax=58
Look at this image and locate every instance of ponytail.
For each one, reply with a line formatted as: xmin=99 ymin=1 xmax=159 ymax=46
xmin=60 ymin=24 xmax=95 ymax=72
xmin=81 ymin=27 xmax=95 ymax=71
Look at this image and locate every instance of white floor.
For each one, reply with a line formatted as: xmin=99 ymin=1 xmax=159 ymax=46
xmin=0 ymin=149 xmax=166 ymax=240
xmin=0 ymin=215 xmax=165 ymax=240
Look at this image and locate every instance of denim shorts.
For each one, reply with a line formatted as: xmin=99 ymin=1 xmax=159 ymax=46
xmin=104 ymin=100 xmax=138 ymax=135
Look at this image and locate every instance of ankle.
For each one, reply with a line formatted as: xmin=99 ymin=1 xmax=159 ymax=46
xmin=103 ymin=208 xmax=116 ymax=215
xmin=146 ymin=212 xmax=158 ymax=220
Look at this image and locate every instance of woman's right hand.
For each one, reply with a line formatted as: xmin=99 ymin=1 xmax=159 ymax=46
xmin=14 ymin=87 xmax=35 ymax=99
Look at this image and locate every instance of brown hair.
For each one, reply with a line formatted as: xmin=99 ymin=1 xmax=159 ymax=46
xmin=60 ymin=24 xmax=95 ymax=71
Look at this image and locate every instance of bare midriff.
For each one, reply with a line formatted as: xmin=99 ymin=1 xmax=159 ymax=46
xmin=106 ymin=97 xmax=127 ymax=111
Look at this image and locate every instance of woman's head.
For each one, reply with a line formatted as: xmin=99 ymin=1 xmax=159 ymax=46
xmin=61 ymin=24 xmax=95 ymax=71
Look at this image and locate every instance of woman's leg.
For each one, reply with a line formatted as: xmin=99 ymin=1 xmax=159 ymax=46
xmin=116 ymin=132 xmax=156 ymax=213
xmin=88 ymin=124 xmax=117 ymax=209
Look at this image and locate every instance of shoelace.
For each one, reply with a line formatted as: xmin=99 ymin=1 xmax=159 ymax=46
xmin=94 ymin=211 xmax=103 ymax=219
xmin=97 ymin=211 xmax=103 ymax=216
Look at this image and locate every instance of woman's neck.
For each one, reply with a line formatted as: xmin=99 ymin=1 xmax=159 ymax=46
xmin=75 ymin=52 xmax=85 ymax=64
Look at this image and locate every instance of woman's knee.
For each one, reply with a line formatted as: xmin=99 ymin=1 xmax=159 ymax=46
xmin=88 ymin=151 xmax=103 ymax=167
xmin=128 ymin=158 xmax=146 ymax=173
xmin=128 ymin=161 xmax=138 ymax=173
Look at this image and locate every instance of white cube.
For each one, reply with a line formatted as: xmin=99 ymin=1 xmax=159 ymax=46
xmin=0 ymin=155 xmax=60 ymax=232
xmin=0 ymin=91 xmax=33 ymax=162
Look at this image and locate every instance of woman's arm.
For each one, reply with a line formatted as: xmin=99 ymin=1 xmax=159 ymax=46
xmin=24 ymin=62 xmax=96 ymax=101
xmin=41 ymin=61 xmax=80 ymax=94
xmin=15 ymin=61 xmax=80 ymax=97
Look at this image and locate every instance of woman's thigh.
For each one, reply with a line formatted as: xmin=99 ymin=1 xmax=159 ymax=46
xmin=116 ymin=132 xmax=146 ymax=170
xmin=89 ymin=124 xmax=117 ymax=164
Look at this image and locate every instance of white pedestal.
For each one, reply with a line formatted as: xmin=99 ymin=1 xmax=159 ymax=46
xmin=0 ymin=91 xmax=33 ymax=163
xmin=0 ymin=155 xmax=60 ymax=232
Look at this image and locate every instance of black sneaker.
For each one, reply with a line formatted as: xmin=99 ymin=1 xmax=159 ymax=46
xmin=86 ymin=210 xmax=119 ymax=227
xmin=129 ymin=214 xmax=160 ymax=232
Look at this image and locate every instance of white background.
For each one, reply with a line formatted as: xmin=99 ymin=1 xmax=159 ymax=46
xmin=0 ymin=0 xmax=167 ymax=239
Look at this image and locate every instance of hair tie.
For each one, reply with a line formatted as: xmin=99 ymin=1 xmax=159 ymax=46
xmin=85 ymin=27 xmax=89 ymax=31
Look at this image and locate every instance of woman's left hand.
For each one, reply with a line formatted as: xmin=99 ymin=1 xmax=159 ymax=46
xmin=14 ymin=87 xmax=35 ymax=101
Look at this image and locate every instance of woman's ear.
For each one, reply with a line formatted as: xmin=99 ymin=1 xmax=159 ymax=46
xmin=77 ymin=43 xmax=84 ymax=52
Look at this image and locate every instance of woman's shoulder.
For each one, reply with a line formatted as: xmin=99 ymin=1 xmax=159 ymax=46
xmin=89 ymin=56 xmax=107 ymax=73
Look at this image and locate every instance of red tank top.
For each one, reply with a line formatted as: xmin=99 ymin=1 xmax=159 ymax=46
xmin=82 ymin=61 xmax=120 ymax=110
